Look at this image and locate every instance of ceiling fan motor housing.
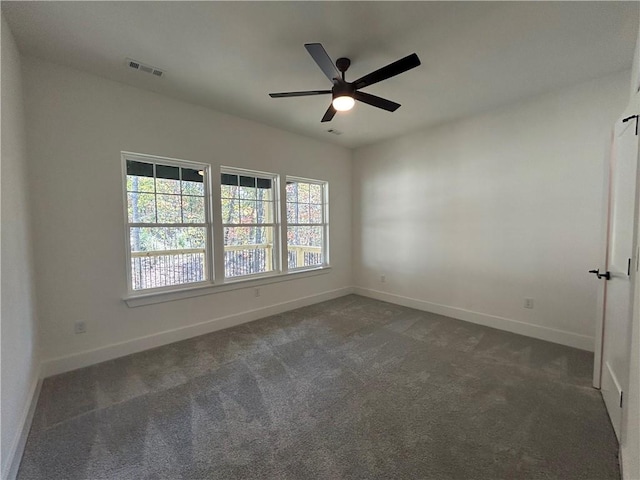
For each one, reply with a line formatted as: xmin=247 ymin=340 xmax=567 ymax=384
xmin=332 ymin=81 xmax=355 ymax=99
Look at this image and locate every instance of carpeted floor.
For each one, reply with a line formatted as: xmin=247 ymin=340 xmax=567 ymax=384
xmin=18 ymin=295 xmax=619 ymax=479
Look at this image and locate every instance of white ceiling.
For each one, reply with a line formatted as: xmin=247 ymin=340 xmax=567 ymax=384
xmin=3 ymin=1 xmax=638 ymax=148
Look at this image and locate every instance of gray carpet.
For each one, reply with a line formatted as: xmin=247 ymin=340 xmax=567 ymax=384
xmin=18 ymin=295 xmax=619 ymax=479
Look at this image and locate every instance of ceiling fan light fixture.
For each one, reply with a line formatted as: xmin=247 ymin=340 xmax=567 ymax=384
xmin=332 ymin=95 xmax=355 ymax=112
xmin=269 ymin=43 xmax=421 ymax=122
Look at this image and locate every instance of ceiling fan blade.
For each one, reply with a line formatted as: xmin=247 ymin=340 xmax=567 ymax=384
xmin=353 ymin=53 xmax=421 ymax=90
xmin=354 ymin=91 xmax=400 ymax=112
xmin=269 ymin=90 xmax=332 ymax=98
xmin=305 ymin=43 xmax=341 ymax=83
xmin=321 ymin=104 xmax=337 ymax=122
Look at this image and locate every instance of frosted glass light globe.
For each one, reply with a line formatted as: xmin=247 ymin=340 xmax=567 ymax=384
xmin=332 ymin=96 xmax=355 ymax=112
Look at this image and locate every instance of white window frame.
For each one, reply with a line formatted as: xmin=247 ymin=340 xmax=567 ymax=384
xmin=122 ymin=152 xmax=214 ymax=295
xmin=220 ymin=166 xmax=281 ymax=282
xmin=121 ymin=155 xmax=332 ymax=307
xmin=284 ymin=176 xmax=329 ymax=272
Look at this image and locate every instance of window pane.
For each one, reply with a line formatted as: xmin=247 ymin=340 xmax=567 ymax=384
xmin=257 ymin=185 xmax=272 ymax=201
xmin=309 ymin=204 xmax=322 ymax=224
xmin=156 ymin=177 xmax=180 ymax=195
xmin=130 ymin=252 xmax=206 ymax=290
xmin=297 ymin=182 xmax=310 ymax=203
xmin=221 ymin=198 xmax=239 ymax=224
xmin=156 ymin=164 xmax=180 ymax=180
xmin=287 ymin=226 xmax=323 ymax=269
xmin=286 ymin=203 xmax=297 ymax=223
xmin=127 ymin=175 xmax=155 ymax=193
xmin=223 ymin=226 xmax=270 ymax=247
xmin=127 ymin=160 xmax=153 ymax=178
xmin=286 ymin=182 xmax=298 ymax=203
xmin=239 ymin=199 xmax=257 ymax=224
xmin=129 ymin=226 xmax=207 ymax=290
xmin=288 ymin=225 xmax=322 ymax=247
xmin=182 ymin=196 xmax=205 ymax=223
xmin=221 ymin=184 xmax=238 ymax=199
xmin=310 ymin=184 xmax=322 ymax=204
xmin=156 ymin=194 xmax=182 ymax=223
xmin=221 ymin=173 xmax=239 ymax=187
xmin=297 ymin=204 xmax=310 ymax=223
xmin=239 ymin=176 xmax=256 ymax=188
xmin=182 ymin=180 xmax=204 ymax=196
xmin=128 ymin=192 xmax=156 ymax=223
xmin=239 ymin=186 xmax=256 ymax=200
xmin=130 ymin=226 xmax=206 ymax=252
xmin=224 ymin=226 xmax=274 ymax=277
xmin=256 ymin=178 xmax=272 ymax=189
xmin=256 ymin=201 xmax=273 ymax=224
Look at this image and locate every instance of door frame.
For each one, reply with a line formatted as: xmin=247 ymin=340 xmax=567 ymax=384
xmin=593 ymin=116 xmax=640 ymax=389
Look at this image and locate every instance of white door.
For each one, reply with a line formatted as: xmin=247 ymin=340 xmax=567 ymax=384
xmin=593 ymin=116 xmax=638 ymax=440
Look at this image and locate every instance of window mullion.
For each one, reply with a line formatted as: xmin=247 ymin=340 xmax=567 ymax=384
xmin=280 ymin=174 xmax=289 ymax=274
xmin=211 ymin=166 xmax=225 ymax=284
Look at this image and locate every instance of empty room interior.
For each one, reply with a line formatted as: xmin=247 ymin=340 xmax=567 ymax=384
xmin=2 ymin=2 xmax=640 ymax=479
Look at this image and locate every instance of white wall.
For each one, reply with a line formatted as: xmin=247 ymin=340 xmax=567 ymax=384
xmin=22 ymin=57 xmax=352 ymax=372
xmin=630 ymin=16 xmax=640 ymax=102
xmin=1 ymin=15 xmax=40 ymax=479
xmin=353 ymin=71 xmax=629 ymax=351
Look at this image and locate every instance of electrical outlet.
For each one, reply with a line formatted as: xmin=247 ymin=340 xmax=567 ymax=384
xmin=255 ymin=288 xmax=260 ymax=298
xmin=74 ymin=321 xmax=87 ymax=334
xmin=524 ymin=298 xmax=534 ymax=309
xmin=380 ymin=275 xmax=386 ymax=283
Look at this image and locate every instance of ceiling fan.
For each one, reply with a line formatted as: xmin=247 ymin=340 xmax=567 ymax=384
xmin=269 ymin=43 xmax=421 ymax=122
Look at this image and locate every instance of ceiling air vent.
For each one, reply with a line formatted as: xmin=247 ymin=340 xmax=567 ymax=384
xmin=126 ymin=58 xmax=164 ymax=78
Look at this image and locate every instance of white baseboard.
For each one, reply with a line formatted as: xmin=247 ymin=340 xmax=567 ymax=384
xmin=41 ymin=287 xmax=354 ymax=377
xmin=354 ymin=287 xmax=594 ymax=352
xmin=3 ymin=366 xmax=42 ymax=480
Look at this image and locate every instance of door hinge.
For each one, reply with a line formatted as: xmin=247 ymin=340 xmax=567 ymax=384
xmin=620 ymin=391 xmax=624 ymax=408
xmin=623 ymin=115 xmax=639 ymax=135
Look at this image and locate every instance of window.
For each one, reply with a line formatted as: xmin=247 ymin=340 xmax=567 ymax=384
xmin=122 ymin=152 xmax=330 ymax=301
xmin=286 ymin=178 xmax=327 ymax=269
xmin=124 ymin=154 xmax=211 ymax=292
xmin=221 ymin=169 xmax=278 ymax=279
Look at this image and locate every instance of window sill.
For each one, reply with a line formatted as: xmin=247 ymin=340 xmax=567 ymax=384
xmin=123 ymin=266 xmax=332 ymax=307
